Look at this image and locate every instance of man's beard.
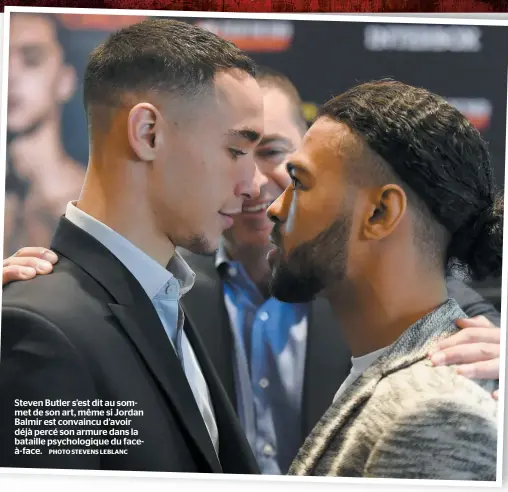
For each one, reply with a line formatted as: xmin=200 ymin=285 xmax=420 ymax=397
xmin=179 ymin=233 xmax=216 ymax=256
xmin=269 ymin=215 xmax=352 ymax=303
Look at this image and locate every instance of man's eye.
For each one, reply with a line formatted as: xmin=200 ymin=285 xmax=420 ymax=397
xmin=291 ymin=176 xmax=303 ymax=190
xmin=229 ymin=148 xmax=247 ymax=159
xmin=257 ymin=148 xmax=285 ymax=158
xmin=22 ymin=48 xmax=44 ymax=68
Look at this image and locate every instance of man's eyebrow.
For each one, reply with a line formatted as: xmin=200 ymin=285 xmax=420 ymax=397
xmin=258 ymin=135 xmax=292 ymax=147
xmin=19 ymin=44 xmax=46 ymax=54
xmin=227 ymin=128 xmax=262 ymax=143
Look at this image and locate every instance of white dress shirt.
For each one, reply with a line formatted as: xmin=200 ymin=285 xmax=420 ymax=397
xmin=333 ymin=346 xmax=389 ymax=403
xmin=65 ymin=202 xmax=219 ymax=453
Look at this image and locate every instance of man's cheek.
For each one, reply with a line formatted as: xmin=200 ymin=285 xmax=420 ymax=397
xmin=285 ymin=195 xmax=298 ymax=235
xmin=272 ymin=165 xmax=292 ymax=190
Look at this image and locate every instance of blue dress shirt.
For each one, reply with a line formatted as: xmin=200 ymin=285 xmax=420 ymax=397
xmin=216 ymin=241 xmax=308 ymax=474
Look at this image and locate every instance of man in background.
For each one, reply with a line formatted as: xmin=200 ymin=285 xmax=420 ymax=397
xmin=5 ymin=67 xmax=502 ymax=475
xmin=5 ymin=13 xmax=85 ymax=256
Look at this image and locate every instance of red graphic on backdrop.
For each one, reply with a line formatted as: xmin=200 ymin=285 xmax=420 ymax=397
xmin=1 ymin=0 xmax=507 ymax=12
xmin=194 ymin=19 xmax=294 ymax=52
xmin=56 ymin=13 xmax=147 ymax=28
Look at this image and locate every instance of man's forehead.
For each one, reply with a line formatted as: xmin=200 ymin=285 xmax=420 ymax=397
xmin=10 ymin=16 xmax=58 ymax=47
xmin=214 ymin=71 xmax=263 ymax=113
xmin=305 ymin=117 xmax=353 ymax=146
xmin=298 ymin=117 xmax=358 ymax=167
xmin=262 ymin=88 xmax=292 ymax=115
xmin=215 ymin=95 xmax=264 ymax=137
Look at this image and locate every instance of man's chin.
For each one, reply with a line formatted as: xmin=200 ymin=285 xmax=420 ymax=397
xmin=268 ymin=264 xmax=322 ymax=304
xmin=178 ymin=233 xmax=217 ymax=256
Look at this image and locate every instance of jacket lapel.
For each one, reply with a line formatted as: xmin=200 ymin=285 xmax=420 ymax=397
xmin=108 ymin=304 xmax=222 ymax=473
xmin=301 ymin=297 xmax=352 ymax=439
xmin=50 ymin=217 xmax=222 ymax=473
xmin=178 ymin=249 xmax=237 ymax=407
xmin=290 ymin=299 xmax=466 ymax=476
xmin=183 ymin=316 xmax=260 ymax=474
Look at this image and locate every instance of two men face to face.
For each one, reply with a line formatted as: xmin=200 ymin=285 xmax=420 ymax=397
xmin=117 ymin=51 xmax=356 ymax=299
xmin=157 ymin=71 xmax=356 ymax=301
xmin=6 ymin=15 xmax=367 ymax=301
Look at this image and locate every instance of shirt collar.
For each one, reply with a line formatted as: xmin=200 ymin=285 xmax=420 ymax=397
xmin=215 ymin=237 xmax=232 ymax=271
xmin=65 ymin=201 xmax=195 ymax=300
xmin=167 ymin=249 xmax=196 ymax=297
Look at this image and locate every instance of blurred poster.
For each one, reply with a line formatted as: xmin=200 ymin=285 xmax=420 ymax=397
xmin=6 ymin=13 xmax=86 ymax=256
xmin=4 ymin=14 xmax=148 ymax=257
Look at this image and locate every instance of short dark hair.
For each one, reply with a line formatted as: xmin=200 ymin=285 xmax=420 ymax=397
xmin=83 ymin=18 xmax=256 ymax=118
xmin=255 ymin=65 xmax=308 ymax=134
xmin=319 ymin=79 xmax=503 ymax=281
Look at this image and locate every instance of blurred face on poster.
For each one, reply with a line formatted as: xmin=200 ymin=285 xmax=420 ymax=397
xmin=8 ymin=13 xmax=76 ymax=135
xmin=5 ymin=13 xmax=85 ymax=258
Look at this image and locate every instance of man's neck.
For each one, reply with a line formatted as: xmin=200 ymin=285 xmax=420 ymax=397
xmin=327 ymin=266 xmax=448 ymax=357
xmin=9 ymin=114 xmax=69 ymax=175
xmin=223 ymin=239 xmax=272 ymax=298
xmin=77 ymin=166 xmax=175 ymax=268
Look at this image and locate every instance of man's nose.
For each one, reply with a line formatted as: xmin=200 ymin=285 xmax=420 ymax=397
xmin=237 ymin=163 xmax=263 ymax=200
xmin=267 ymin=192 xmax=286 ymax=224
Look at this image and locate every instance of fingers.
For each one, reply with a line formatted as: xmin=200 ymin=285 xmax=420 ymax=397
xmin=431 ymin=326 xmax=500 ymax=353
xmin=3 ymin=256 xmax=55 ymax=275
xmin=493 ymin=390 xmax=499 ymax=400
xmin=3 ymin=265 xmax=37 ymax=286
xmin=430 ymin=342 xmax=500 ymax=367
xmin=455 ymin=358 xmax=500 ymax=380
xmin=455 ymin=315 xmax=494 ymax=329
xmin=12 ymin=247 xmax=58 ymax=263
xmin=3 ymin=248 xmax=58 ymax=286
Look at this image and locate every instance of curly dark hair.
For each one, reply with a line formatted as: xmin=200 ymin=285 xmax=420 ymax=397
xmin=319 ymin=79 xmax=503 ymax=281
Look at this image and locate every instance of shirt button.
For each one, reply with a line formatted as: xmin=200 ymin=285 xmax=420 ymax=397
xmin=229 ymin=267 xmax=237 ymax=277
xmin=259 ymin=312 xmax=269 ymax=321
xmin=259 ymin=378 xmax=269 ymax=389
xmin=263 ymin=443 xmax=275 ymax=456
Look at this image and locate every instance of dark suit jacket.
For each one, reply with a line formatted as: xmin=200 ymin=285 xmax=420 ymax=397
xmin=177 ymin=249 xmax=501 ymax=455
xmin=0 ymin=218 xmax=259 ymax=474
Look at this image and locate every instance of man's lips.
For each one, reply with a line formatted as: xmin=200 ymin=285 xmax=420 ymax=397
xmin=218 ymin=212 xmax=235 ymax=228
xmin=240 ymin=199 xmax=273 ymax=214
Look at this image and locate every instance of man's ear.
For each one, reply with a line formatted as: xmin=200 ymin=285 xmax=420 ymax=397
xmin=56 ymin=65 xmax=77 ymax=104
xmin=361 ymin=184 xmax=407 ymax=241
xmin=127 ymin=103 xmax=161 ymax=162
